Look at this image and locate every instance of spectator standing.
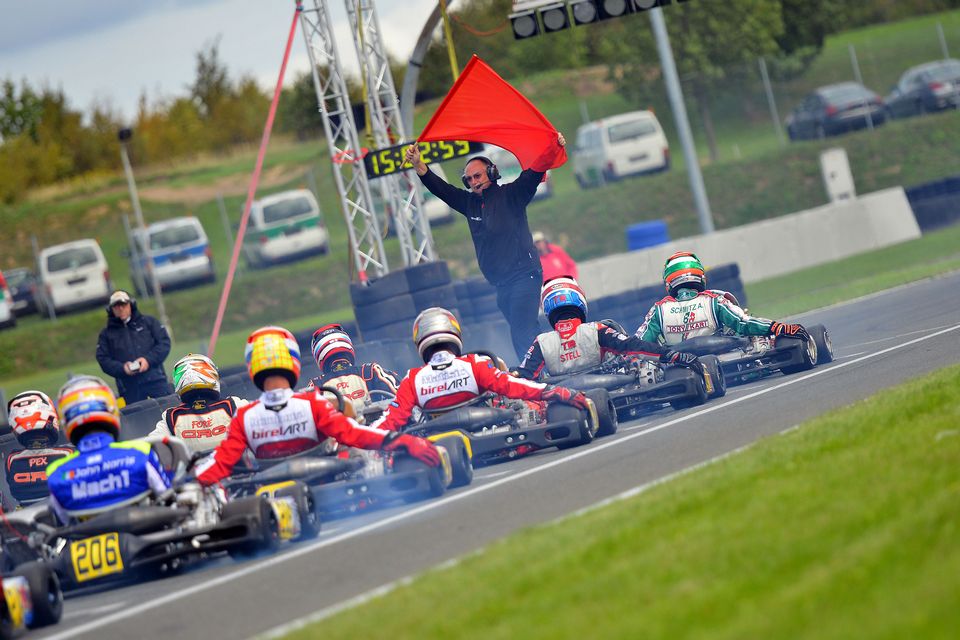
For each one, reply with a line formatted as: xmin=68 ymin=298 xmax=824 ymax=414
xmin=405 ymin=134 xmax=565 ymax=360
xmin=533 ymin=231 xmax=578 ymax=281
xmin=96 ymin=290 xmax=173 ymax=406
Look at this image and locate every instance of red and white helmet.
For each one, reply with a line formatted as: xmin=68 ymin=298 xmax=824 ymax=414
xmin=8 ymin=390 xmax=60 ymax=447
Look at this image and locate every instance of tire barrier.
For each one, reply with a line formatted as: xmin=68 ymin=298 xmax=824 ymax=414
xmin=905 ymin=175 xmax=960 ymax=232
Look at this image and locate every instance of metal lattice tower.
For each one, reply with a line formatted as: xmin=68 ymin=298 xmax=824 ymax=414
xmin=299 ymin=0 xmax=388 ymax=280
xmin=345 ymin=0 xmax=437 ymax=265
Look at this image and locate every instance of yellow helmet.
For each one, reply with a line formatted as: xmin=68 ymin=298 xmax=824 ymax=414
xmin=245 ymin=326 xmax=302 ymax=390
xmin=57 ymin=375 xmax=120 ymax=445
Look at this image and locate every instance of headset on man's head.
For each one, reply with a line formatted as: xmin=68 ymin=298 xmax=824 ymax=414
xmin=461 ymin=156 xmax=501 ymax=189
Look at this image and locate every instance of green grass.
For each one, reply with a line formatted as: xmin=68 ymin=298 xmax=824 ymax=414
xmin=746 ymin=223 xmax=960 ymax=318
xmin=285 ymin=363 xmax=960 ymax=640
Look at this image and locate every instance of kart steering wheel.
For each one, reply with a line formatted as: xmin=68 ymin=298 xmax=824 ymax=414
xmin=468 ymin=350 xmax=509 ymax=372
xmin=317 ymin=385 xmax=347 ymax=412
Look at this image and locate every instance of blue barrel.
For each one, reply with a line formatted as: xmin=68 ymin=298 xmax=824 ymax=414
xmin=626 ymin=220 xmax=670 ymax=251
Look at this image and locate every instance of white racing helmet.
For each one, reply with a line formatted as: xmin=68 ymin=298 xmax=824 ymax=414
xmin=412 ymin=307 xmax=463 ymax=362
xmin=172 ymin=354 xmax=221 ymax=397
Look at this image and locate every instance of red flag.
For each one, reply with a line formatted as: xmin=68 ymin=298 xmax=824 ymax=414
xmin=418 ymin=55 xmax=566 ymax=172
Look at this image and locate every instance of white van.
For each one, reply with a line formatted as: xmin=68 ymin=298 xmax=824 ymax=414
xmin=573 ymin=110 xmax=670 ymax=189
xmin=130 ymin=216 xmax=215 ymax=294
xmin=243 ymin=189 xmax=329 ymax=268
xmin=37 ymin=239 xmax=112 ymax=314
xmin=483 ymin=145 xmax=553 ymax=200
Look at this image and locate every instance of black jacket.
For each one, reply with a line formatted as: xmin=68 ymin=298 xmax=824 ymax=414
xmin=96 ymin=301 xmax=171 ymax=397
xmin=419 ymin=168 xmax=543 ymax=286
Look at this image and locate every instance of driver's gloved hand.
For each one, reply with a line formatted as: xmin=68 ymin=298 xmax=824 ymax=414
xmin=382 ymin=432 xmax=441 ymax=467
xmin=542 ymin=385 xmax=590 ymax=410
xmin=661 ymin=350 xmax=699 ymax=366
xmin=770 ymin=321 xmax=810 ymax=341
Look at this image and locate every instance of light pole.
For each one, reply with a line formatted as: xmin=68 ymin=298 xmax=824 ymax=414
xmin=118 ymin=128 xmax=174 ymax=340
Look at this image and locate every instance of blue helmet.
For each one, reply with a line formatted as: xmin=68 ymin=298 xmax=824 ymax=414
xmin=540 ymin=277 xmax=588 ymax=326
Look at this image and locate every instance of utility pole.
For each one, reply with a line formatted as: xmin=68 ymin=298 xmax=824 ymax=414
xmin=298 ymin=0 xmax=388 ymax=280
xmin=650 ymin=7 xmax=714 ymax=235
xmin=118 ymin=128 xmax=174 ymax=338
xmin=344 ymin=0 xmax=436 ymax=266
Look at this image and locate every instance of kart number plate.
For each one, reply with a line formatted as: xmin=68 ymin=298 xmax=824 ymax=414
xmin=70 ymin=532 xmax=123 ymax=582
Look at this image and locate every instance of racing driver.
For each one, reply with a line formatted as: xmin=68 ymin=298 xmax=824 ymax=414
xmin=370 ymin=307 xmax=592 ymax=432
xmin=516 ymin=277 xmax=700 ymax=380
xmin=306 ymin=323 xmax=400 ymax=414
xmin=195 ymin=326 xmax=440 ymax=486
xmin=636 ymin=251 xmax=810 ymax=344
xmin=47 ymin=376 xmax=172 ymax=524
xmin=149 ymin=353 xmax=249 ymax=454
xmin=4 ymin=390 xmax=73 ymax=509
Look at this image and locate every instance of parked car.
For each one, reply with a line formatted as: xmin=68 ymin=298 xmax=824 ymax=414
xmin=483 ymin=145 xmax=553 ymax=200
xmin=36 ymin=239 xmax=112 ymax=315
xmin=786 ymin=82 xmax=886 ymax=141
xmin=573 ymin=110 xmax=670 ymax=189
xmin=2 ymin=268 xmax=39 ymax=317
xmin=375 ymin=164 xmax=456 ymax=235
xmin=885 ymin=58 xmax=960 ymax=119
xmin=128 ymin=216 xmax=215 ymax=295
xmin=243 ymin=189 xmax=329 ymax=269
xmin=0 ymin=271 xmax=16 ymax=330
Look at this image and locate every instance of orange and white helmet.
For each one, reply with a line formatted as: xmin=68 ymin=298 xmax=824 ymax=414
xmin=412 ymin=307 xmax=462 ymax=362
xmin=7 ymin=390 xmax=60 ymax=447
xmin=173 ymin=353 xmax=221 ymax=397
xmin=663 ymin=251 xmax=707 ymax=297
xmin=57 ymin=376 xmax=120 ymax=445
xmin=245 ymin=326 xmax=301 ymax=390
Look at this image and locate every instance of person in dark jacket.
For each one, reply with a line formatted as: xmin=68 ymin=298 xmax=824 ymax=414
xmin=95 ymin=290 xmax=173 ymax=405
xmin=405 ymin=135 xmax=565 ymax=360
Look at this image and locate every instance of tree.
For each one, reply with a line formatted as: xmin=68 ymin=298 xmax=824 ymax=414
xmin=190 ymin=37 xmax=233 ymax=119
xmin=0 ymin=79 xmax=42 ymax=142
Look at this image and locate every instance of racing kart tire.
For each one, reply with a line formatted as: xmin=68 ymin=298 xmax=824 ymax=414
xmin=276 ymin=482 xmax=321 ymax=541
xmin=808 ymin=324 xmax=834 ymax=365
xmin=224 ymin=496 xmax=280 ymax=559
xmin=435 ymin=435 xmax=473 ymax=488
xmin=14 ymin=561 xmax=63 ymax=629
xmin=700 ymin=355 xmax=727 ymax=399
xmin=779 ymin=335 xmax=817 ymax=375
xmin=584 ymin=388 xmax=618 ymax=437
xmin=548 ymin=403 xmax=596 ymax=450
xmin=664 ymin=366 xmax=708 ymax=410
xmin=392 ymin=455 xmax=447 ymax=501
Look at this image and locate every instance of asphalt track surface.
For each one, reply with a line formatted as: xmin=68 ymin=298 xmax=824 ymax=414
xmin=36 ymin=273 xmax=960 ymax=640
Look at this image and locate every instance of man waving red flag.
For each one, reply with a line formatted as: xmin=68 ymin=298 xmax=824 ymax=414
xmin=404 ymin=55 xmax=566 ymax=361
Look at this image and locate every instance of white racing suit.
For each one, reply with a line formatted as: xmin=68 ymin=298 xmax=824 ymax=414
xmin=516 ymin=318 xmax=669 ymax=380
xmin=636 ymin=288 xmax=776 ymax=345
xmin=150 ymin=395 xmax=249 ymax=454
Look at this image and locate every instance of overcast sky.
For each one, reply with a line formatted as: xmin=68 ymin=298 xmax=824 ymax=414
xmin=0 ymin=0 xmax=443 ymax=121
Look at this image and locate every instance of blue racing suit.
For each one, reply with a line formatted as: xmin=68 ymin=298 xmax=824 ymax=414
xmin=46 ymin=431 xmax=171 ymax=524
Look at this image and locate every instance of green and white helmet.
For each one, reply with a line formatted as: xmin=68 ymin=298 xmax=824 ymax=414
xmin=173 ymin=354 xmax=220 ymax=397
xmin=663 ymin=251 xmax=706 ymax=297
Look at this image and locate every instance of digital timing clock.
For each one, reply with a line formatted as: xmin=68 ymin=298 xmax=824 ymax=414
xmin=363 ymin=140 xmax=484 ymax=179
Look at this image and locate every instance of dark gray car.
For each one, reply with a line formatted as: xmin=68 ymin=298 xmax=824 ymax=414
xmin=786 ymin=82 xmax=886 ymax=141
xmin=885 ymin=59 xmax=960 ymax=119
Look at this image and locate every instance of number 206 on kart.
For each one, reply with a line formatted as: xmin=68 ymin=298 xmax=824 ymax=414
xmin=363 ymin=140 xmax=483 ymax=179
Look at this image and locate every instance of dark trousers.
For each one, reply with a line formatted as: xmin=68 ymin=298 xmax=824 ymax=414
xmin=119 ymin=378 xmax=173 ymax=406
xmin=496 ymin=271 xmax=543 ymax=361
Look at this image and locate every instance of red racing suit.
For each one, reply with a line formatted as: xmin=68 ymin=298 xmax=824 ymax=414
xmin=371 ymin=351 xmax=549 ymax=432
xmin=195 ymin=387 xmax=393 ymax=486
xmin=150 ymin=396 xmax=248 ymax=454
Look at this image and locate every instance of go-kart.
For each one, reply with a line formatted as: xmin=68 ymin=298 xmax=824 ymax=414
xmin=674 ymin=323 xmax=834 ymax=385
xmin=223 ymin=386 xmax=466 ymax=521
xmin=11 ymin=437 xmax=280 ymax=591
xmin=545 ymin=353 xmax=725 ymax=421
xmin=400 ymin=352 xmax=604 ymax=467
xmin=0 ymin=532 xmax=62 ymax=638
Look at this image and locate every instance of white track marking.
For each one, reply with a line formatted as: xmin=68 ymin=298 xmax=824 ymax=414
xmin=60 ymin=602 xmax=128 ymax=621
xmin=476 ymin=470 xmax=513 ymax=480
xmin=621 ymin=422 xmax=652 ymax=432
xmin=844 ymin=324 xmax=954 ymax=348
xmin=42 ymin=323 xmax=960 ymax=640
